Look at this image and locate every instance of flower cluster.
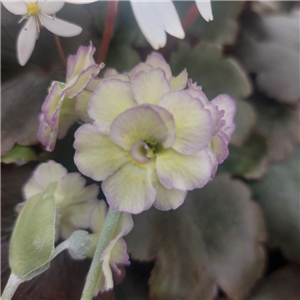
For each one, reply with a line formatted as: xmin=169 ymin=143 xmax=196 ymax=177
xmin=17 ymin=160 xmax=99 ymax=239
xmin=38 ymin=43 xmax=104 ymax=151
xmin=72 ymin=52 xmax=236 ymax=214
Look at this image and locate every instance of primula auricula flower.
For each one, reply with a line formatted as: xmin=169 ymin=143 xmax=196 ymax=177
xmin=86 ymin=202 xmax=133 ymax=295
xmin=74 ymin=52 xmax=222 ymax=214
xmin=187 ymin=80 xmax=236 ymax=178
xmin=38 ymin=42 xmax=104 ymax=151
xmin=1 ymin=0 xmax=83 ymax=66
xmin=130 ymin=0 xmax=213 ymax=50
xmin=16 ymin=160 xmax=99 ymax=240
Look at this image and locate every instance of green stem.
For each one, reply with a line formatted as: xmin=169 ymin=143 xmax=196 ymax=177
xmin=80 ymin=209 xmax=121 ymax=300
xmin=1 ymin=274 xmax=22 ymax=300
xmin=50 ymin=240 xmax=69 ymax=260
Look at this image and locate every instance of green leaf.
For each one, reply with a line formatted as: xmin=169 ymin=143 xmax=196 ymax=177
xmin=105 ymin=43 xmax=140 ymax=73
xmin=231 ymin=99 xmax=256 ymax=147
xmin=188 ymin=1 xmax=244 ymax=45
xmin=238 ymin=10 xmax=300 ymax=104
xmin=1 ymin=145 xmax=37 ymax=165
xmin=126 ymin=174 xmax=266 ymax=299
xmin=170 ymin=42 xmax=252 ymax=99
xmin=250 ymin=93 xmax=300 ymax=163
xmin=250 ymin=144 xmax=300 ymax=262
xmin=220 ymin=133 xmax=268 ymax=179
xmin=9 ymin=182 xmax=58 ymax=280
xmin=246 ymin=265 xmax=300 ymax=300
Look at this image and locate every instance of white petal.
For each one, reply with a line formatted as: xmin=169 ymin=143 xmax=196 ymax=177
xmin=1 ymin=2 xmax=27 ymax=15
xmin=38 ymin=14 xmax=82 ymax=37
xmin=39 ymin=2 xmax=65 ymax=15
xmin=130 ymin=1 xmax=166 ymax=50
xmin=195 ymin=0 xmax=213 ymax=22
xmin=17 ymin=17 xmax=37 ymax=66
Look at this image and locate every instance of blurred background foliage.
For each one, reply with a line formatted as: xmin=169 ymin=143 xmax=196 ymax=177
xmin=1 ymin=1 xmax=300 ymax=299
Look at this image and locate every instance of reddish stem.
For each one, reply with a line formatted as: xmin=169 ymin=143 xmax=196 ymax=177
xmin=54 ymin=34 xmax=66 ymax=67
xmin=182 ymin=3 xmax=200 ymax=31
xmin=96 ymin=1 xmax=119 ymax=64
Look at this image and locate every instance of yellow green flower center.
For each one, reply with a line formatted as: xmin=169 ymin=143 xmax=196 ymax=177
xmin=144 ymin=140 xmax=163 ymax=158
xmin=27 ymin=3 xmax=39 ymax=16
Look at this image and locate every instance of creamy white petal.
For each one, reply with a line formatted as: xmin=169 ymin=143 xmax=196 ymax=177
xmin=17 ymin=17 xmax=37 ymax=66
xmin=195 ymin=0 xmax=213 ymax=22
xmin=1 ymin=2 xmax=27 ymax=15
xmin=39 ymin=14 xmax=82 ymax=37
xmin=39 ymin=2 xmax=65 ymax=15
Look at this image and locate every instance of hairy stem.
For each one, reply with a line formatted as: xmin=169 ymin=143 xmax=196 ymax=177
xmin=96 ymin=1 xmax=119 ymax=64
xmin=54 ymin=35 xmax=66 ymax=66
xmin=80 ymin=209 xmax=121 ymax=300
xmin=1 ymin=274 xmax=22 ymax=300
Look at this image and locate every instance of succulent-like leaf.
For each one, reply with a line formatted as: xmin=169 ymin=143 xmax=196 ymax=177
xmin=126 ymin=174 xmax=267 ymax=299
xmin=220 ymin=133 xmax=268 ymax=179
xmin=246 ymin=265 xmax=300 ymax=299
xmin=1 ymin=145 xmax=37 ymax=165
xmin=170 ymin=42 xmax=252 ymax=99
xmin=250 ymin=144 xmax=300 ymax=261
xmin=250 ymin=93 xmax=300 ymax=163
xmin=9 ymin=182 xmax=58 ymax=279
xmin=238 ymin=10 xmax=300 ymax=104
xmin=187 ymin=1 xmax=244 ymax=45
xmin=231 ymin=99 xmax=256 ymax=147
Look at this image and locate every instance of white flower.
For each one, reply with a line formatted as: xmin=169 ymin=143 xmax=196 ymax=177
xmin=1 ymin=0 xmax=82 ymax=66
xmin=130 ymin=0 xmax=213 ymax=50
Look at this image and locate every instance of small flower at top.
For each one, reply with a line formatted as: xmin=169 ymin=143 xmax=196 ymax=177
xmin=86 ymin=201 xmax=134 ymax=295
xmin=16 ymin=160 xmax=99 ymax=240
xmin=38 ymin=42 xmax=104 ymax=152
xmin=130 ymin=0 xmax=213 ymax=50
xmin=1 ymin=0 xmax=83 ymax=66
xmin=74 ymin=52 xmax=218 ymax=214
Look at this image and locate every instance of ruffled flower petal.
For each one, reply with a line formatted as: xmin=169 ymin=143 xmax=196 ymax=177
xmin=131 ymin=68 xmax=171 ymax=105
xmin=156 ymin=148 xmax=212 ymax=191
xmin=170 ymin=69 xmax=188 ymax=90
xmin=211 ymin=133 xmax=229 ymax=164
xmin=110 ymin=105 xmax=168 ymax=151
xmin=102 ymin=162 xmax=156 ymax=214
xmin=211 ymin=94 xmax=236 ymax=138
xmin=66 ymin=43 xmax=97 ymax=81
xmin=59 ymin=199 xmax=97 ymax=240
xmin=206 ymin=148 xmax=218 ymax=178
xmin=145 ymin=52 xmax=172 ymax=80
xmin=88 ymin=79 xmax=137 ymax=133
xmin=17 ymin=17 xmax=37 ymax=66
xmin=129 ymin=62 xmax=153 ymax=81
xmin=159 ymin=90 xmax=213 ymax=154
xmin=22 ymin=160 xmax=67 ymax=200
xmin=75 ymin=89 xmax=94 ymax=123
xmin=74 ymin=124 xmax=130 ymax=181
xmin=152 ymin=175 xmax=187 ymax=211
xmin=38 ymin=14 xmax=82 ymax=37
xmin=56 ymin=173 xmax=99 ymax=208
xmin=89 ymin=201 xmax=107 ymax=233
